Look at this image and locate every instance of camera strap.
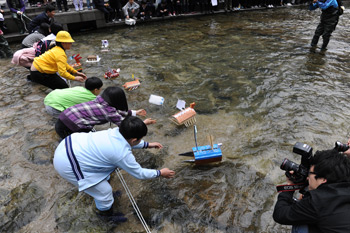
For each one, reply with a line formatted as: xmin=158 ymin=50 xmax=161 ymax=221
xmin=276 ymin=183 xmax=306 ymax=192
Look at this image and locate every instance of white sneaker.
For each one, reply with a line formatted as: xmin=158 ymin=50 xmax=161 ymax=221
xmin=286 ymin=3 xmax=292 ymax=6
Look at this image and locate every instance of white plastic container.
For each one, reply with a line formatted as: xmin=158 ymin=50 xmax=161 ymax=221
xmin=125 ymin=18 xmax=136 ymax=25
xmin=149 ymin=94 xmax=164 ymax=105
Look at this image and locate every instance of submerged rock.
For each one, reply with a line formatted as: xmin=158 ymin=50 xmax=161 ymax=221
xmin=54 ymin=188 xmax=114 ymax=233
xmin=0 ymin=182 xmax=46 ymax=233
xmin=136 ymin=162 xmax=279 ymax=232
xmin=22 ymin=128 xmax=58 ymax=165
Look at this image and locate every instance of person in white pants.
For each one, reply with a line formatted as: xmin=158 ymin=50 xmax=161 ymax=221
xmin=74 ymin=0 xmax=84 ymax=11
xmin=53 ymin=116 xmax=175 ymax=223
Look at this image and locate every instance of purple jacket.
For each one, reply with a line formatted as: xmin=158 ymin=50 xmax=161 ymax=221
xmin=59 ymin=96 xmax=133 ymax=132
xmin=7 ymin=0 xmax=25 ymax=13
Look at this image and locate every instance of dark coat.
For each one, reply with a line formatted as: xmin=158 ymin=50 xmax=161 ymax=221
xmin=28 ymin=12 xmax=52 ymax=33
xmin=273 ymin=182 xmax=350 ymax=233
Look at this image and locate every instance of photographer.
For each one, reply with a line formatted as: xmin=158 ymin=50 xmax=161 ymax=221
xmin=309 ymin=0 xmax=342 ymax=51
xmin=273 ymin=149 xmax=350 ymax=233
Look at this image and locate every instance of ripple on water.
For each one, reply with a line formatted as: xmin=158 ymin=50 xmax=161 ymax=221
xmin=2 ymin=4 xmax=350 ymax=232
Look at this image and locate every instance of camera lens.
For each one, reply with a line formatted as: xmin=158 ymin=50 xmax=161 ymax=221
xmin=334 ymin=141 xmax=350 ymax=152
xmin=280 ymin=158 xmax=300 ymax=173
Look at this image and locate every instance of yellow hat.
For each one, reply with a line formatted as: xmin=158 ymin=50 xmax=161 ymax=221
xmin=56 ymin=31 xmax=75 ymax=43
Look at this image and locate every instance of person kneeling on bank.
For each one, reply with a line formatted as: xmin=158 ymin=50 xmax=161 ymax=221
xmin=273 ymin=149 xmax=350 ymax=232
xmin=53 ymin=116 xmax=175 ymax=223
xmin=30 ymin=31 xmax=87 ymax=90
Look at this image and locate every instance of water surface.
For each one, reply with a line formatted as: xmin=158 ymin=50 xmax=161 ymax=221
xmin=1 ymin=4 xmax=350 ymax=232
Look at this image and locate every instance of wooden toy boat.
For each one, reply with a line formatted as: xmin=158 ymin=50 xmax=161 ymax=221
xmin=170 ymin=102 xmax=196 ymax=127
xmin=179 ymin=144 xmax=223 ymax=165
xmin=86 ymin=55 xmax=101 ymax=63
xmin=123 ymin=79 xmax=140 ymax=91
xmin=179 ymin=126 xmax=222 ymax=165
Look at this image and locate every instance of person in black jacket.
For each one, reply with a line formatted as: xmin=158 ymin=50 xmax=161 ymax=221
xmin=93 ymin=0 xmax=115 ymax=23
xmin=27 ymin=4 xmax=55 ymax=33
xmin=273 ymin=149 xmax=350 ymax=233
xmin=138 ymin=0 xmax=153 ymax=20
xmin=309 ymin=0 xmax=342 ymax=51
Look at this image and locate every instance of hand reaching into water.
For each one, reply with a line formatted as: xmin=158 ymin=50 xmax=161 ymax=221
xmin=160 ymin=168 xmax=175 ymax=178
xmin=76 ymin=72 xmax=87 ymax=80
xmin=74 ymin=76 xmax=85 ymax=82
xmin=148 ymin=142 xmax=163 ymax=149
xmin=136 ymin=109 xmax=147 ymax=116
xmin=144 ymin=118 xmax=156 ymax=125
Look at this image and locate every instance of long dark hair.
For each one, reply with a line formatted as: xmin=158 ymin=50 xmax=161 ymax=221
xmin=100 ymin=86 xmax=128 ymax=111
xmin=55 ymin=41 xmax=64 ymax=50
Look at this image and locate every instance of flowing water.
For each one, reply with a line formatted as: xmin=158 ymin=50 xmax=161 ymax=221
xmin=2 ymin=4 xmax=350 ymax=233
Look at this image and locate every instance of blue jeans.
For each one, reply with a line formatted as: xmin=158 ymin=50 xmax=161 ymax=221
xmin=292 ymin=225 xmax=309 ymax=233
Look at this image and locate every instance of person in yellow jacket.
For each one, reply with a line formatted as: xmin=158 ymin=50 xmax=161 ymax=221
xmin=29 ymin=31 xmax=87 ymax=89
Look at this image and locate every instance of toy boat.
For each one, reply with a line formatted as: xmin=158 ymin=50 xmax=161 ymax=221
xmin=70 ymin=54 xmax=82 ymax=72
xmin=170 ymin=102 xmax=196 ymax=127
xmin=123 ymin=79 xmax=140 ymax=91
xmin=104 ymin=68 xmax=120 ymax=80
xmin=180 ymin=144 xmax=223 ymax=165
xmin=179 ymin=126 xmax=222 ymax=165
xmin=101 ymin=40 xmax=109 ymax=52
xmin=86 ymin=55 xmax=101 ymax=63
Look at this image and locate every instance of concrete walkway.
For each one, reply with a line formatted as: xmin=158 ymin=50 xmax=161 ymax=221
xmin=3 ymin=4 xmax=303 ymax=43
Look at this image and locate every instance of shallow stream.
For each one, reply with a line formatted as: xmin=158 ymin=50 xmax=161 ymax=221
xmin=2 ymin=4 xmax=350 ymax=232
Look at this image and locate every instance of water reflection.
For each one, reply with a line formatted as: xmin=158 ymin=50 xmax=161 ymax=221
xmin=1 ymin=4 xmax=350 ymax=232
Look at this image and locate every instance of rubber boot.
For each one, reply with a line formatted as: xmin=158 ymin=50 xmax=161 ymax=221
xmin=96 ymin=208 xmax=128 ymax=224
xmin=0 ymin=35 xmax=13 ymax=58
xmin=311 ymin=35 xmax=319 ymax=48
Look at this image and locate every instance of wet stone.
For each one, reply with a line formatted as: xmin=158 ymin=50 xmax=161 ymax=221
xmin=0 ymin=153 xmax=11 ymax=180
xmin=133 ymin=147 xmax=166 ymax=169
xmin=22 ymin=128 xmax=59 ymax=165
xmin=163 ymin=126 xmax=187 ymax=137
xmin=136 ymin=162 xmax=276 ymax=232
xmin=0 ymin=182 xmax=46 ymax=233
xmin=54 ymin=188 xmax=114 ymax=233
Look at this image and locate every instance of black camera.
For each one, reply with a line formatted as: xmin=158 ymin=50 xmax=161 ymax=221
xmin=280 ymin=142 xmax=313 ymax=184
xmin=334 ymin=141 xmax=349 ymax=152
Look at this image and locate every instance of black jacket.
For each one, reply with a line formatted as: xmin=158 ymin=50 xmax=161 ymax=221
xmin=28 ymin=12 xmax=51 ymax=33
xmin=273 ymin=183 xmax=350 ymax=233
